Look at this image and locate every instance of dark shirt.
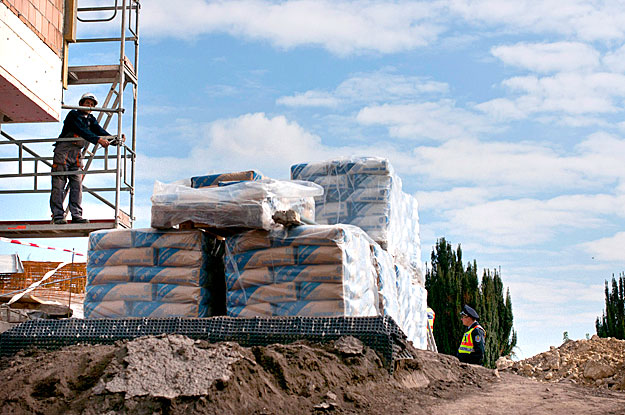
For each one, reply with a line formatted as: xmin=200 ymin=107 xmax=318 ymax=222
xmin=457 ymin=321 xmax=485 ymax=365
xmin=56 ymin=110 xmax=109 ymax=147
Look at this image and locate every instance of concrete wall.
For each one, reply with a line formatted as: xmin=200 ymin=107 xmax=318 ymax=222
xmin=0 ymin=0 xmax=62 ymax=123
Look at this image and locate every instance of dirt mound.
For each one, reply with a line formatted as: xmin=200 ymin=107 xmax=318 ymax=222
xmin=500 ymin=335 xmax=625 ymax=390
xmin=0 ymin=334 xmax=496 ymax=415
xmin=1 ymin=334 xmax=624 ymax=414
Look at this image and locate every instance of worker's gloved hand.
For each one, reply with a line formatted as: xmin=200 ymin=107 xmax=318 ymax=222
xmin=97 ymin=137 xmax=110 ymax=148
xmin=108 ymin=134 xmax=126 ymax=146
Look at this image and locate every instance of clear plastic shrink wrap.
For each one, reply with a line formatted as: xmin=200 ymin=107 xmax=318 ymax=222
xmin=85 ymin=228 xmax=225 ymax=318
xmin=371 ymin=243 xmax=399 ymax=323
xmin=150 ymin=178 xmax=322 ymax=230
xmin=224 ymin=225 xmax=380 ymax=317
xmin=394 ymin=262 xmax=428 ymax=348
xmin=290 ymin=157 xmax=422 ymax=280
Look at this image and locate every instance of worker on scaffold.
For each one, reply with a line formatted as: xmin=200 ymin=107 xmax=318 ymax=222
xmin=50 ymin=92 xmax=116 ymax=224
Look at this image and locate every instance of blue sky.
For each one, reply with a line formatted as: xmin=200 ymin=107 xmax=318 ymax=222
xmin=2 ymin=0 xmax=625 ymax=358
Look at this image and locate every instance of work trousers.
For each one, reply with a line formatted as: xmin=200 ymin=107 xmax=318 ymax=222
xmin=50 ymin=142 xmax=84 ymax=220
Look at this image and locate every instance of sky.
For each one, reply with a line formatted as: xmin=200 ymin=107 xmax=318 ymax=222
xmin=2 ymin=0 xmax=625 ymax=359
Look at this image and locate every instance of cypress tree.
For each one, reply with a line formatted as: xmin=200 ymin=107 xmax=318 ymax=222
xmin=425 ymin=238 xmax=472 ymax=356
xmin=425 ymin=238 xmax=516 ymax=367
xmin=596 ymin=273 xmax=625 ymax=339
xmin=500 ymin=288 xmax=517 ymax=357
xmin=477 ymin=269 xmax=517 ymax=367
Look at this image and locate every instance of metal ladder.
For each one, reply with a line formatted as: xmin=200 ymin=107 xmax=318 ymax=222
xmin=62 ymin=0 xmax=140 ymax=228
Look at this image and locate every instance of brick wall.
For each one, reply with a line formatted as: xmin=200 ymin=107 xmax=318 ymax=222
xmin=1 ymin=0 xmax=63 ymax=57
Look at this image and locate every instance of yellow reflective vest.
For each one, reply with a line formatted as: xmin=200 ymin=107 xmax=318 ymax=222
xmin=458 ymin=324 xmax=485 ymax=354
xmin=427 ymin=307 xmax=435 ymax=332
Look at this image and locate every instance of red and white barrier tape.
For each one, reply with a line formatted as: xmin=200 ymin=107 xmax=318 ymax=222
xmin=0 ymin=237 xmax=85 ymax=257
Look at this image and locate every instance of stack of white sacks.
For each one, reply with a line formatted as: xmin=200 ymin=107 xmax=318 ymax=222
xmin=84 ymin=163 xmax=428 ymax=349
xmin=224 ymin=225 xmax=379 ymax=317
xmin=151 ymin=174 xmax=321 ymax=230
xmin=85 ymin=228 xmax=217 ymax=318
xmin=291 ymin=157 xmax=427 ymax=348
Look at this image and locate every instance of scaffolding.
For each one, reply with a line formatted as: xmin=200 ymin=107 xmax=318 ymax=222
xmin=0 ymin=0 xmax=140 ymax=238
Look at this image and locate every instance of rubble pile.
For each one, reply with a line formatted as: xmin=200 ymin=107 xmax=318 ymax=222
xmin=500 ymin=335 xmax=625 ymax=390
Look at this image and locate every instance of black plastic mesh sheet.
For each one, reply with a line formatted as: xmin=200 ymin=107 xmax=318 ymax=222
xmin=0 ymin=316 xmax=411 ymax=370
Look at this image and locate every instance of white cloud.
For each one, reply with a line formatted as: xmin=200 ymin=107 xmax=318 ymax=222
xmin=197 ymin=112 xmax=325 ymax=173
xmin=479 ymin=72 xmax=625 ymax=120
xmin=139 ymin=113 xmax=324 ymax=180
xmin=433 ymin=192 xmax=624 ymax=247
xmin=491 ymin=42 xmax=600 ymax=73
xmin=449 ymin=0 xmax=625 ymax=42
xmin=415 ymin=187 xmax=491 ymax=211
xmin=137 ymin=1 xmax=625 ymax=57
xmin=573 ymin=132 xmax=625 ymax=187
xmin=580 ymin=232 xmax=625 ymax=262
xmin=410 ymin=138 xmax=580 ymax=189
xmin=538 ymin=114 xmax=609 ymax=128
xmin=362 ymin=131 xmax=625 ymax=197
xmin=277 ymin=71 xmax=449 ymax=108
xmin=445 ymin=198 xmax=601 ymax=246
xmin=334 ymin=71 xmax=449 ymax=101
xmin=474 ymin=98 xmax=526 ymax=121
xmin=357 ymin=101 xmax=494 ymax=141
xmin=276 ymin=91 xmax=340 ymax=108
xmin=603 ymin=44 xmax=625 ymax=73
xmin=138 ymin=112 xmax=415 ymax=181
xmin=205 ymin=84 xmax=240 ymax=98
xmin=142 ymin=0 xmax=444 ymax=55
xmin=508 ymin=276 xmax=604 ymax=307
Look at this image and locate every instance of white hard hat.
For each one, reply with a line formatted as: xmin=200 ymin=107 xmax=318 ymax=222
xmin=79 ymin=92 xmax=98 ymax=106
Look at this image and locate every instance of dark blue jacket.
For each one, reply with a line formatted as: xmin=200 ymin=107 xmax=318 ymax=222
xmin=56 ymin=110 xmax=110 ymax=146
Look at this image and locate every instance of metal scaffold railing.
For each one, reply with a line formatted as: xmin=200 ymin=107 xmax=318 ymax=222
xmin=0 ymin=0 xmax=140 ymax=239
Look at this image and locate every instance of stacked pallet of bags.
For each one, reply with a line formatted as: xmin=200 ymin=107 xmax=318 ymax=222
xmin=151 ymin=173 xmax=321 ymax=230
xmin=224 ymin=225 xmax=379 ymax=317
xmin=85 ymin=228 xmax=225 ymax=318
xmin=291 ymin=157 xmax=428 ymax=348
xmin=290 ymin=157 xmax=422 ymax=282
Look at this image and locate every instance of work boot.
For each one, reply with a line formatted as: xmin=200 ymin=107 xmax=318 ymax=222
xmin=72 ymin=217 xmax=90 ymax=224
xmin=52 ymin=218 xmax=67 ymax=225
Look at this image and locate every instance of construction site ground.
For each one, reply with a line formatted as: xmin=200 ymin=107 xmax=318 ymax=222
xmin=1 ymin=333 xmax=624 ymax=415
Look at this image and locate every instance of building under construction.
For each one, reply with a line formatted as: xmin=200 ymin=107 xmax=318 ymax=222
xmin=0 ymin=0 xmax=435 ymax=366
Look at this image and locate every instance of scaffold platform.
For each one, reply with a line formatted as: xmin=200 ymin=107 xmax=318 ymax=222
xmin=0 ymin=220 xmax=117 ymax=238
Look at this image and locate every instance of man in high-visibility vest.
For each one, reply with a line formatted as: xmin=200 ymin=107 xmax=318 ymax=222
xmin=457 ymin=304 xmax=485 ymax=365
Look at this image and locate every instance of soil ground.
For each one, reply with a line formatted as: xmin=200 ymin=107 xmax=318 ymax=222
xmin=0 ymin=334 xmax=624 ymax=415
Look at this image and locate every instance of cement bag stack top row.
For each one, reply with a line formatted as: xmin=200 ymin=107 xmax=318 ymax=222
xmin=224 ymin=224 xmax=379 ymax=317
xmin=290 ymin=157 xmax=423 ymax=283
xmin=86 ymin=228 xmax=224 ymax=318
xmin=150 ymin=170 xmax=322 ymax=230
